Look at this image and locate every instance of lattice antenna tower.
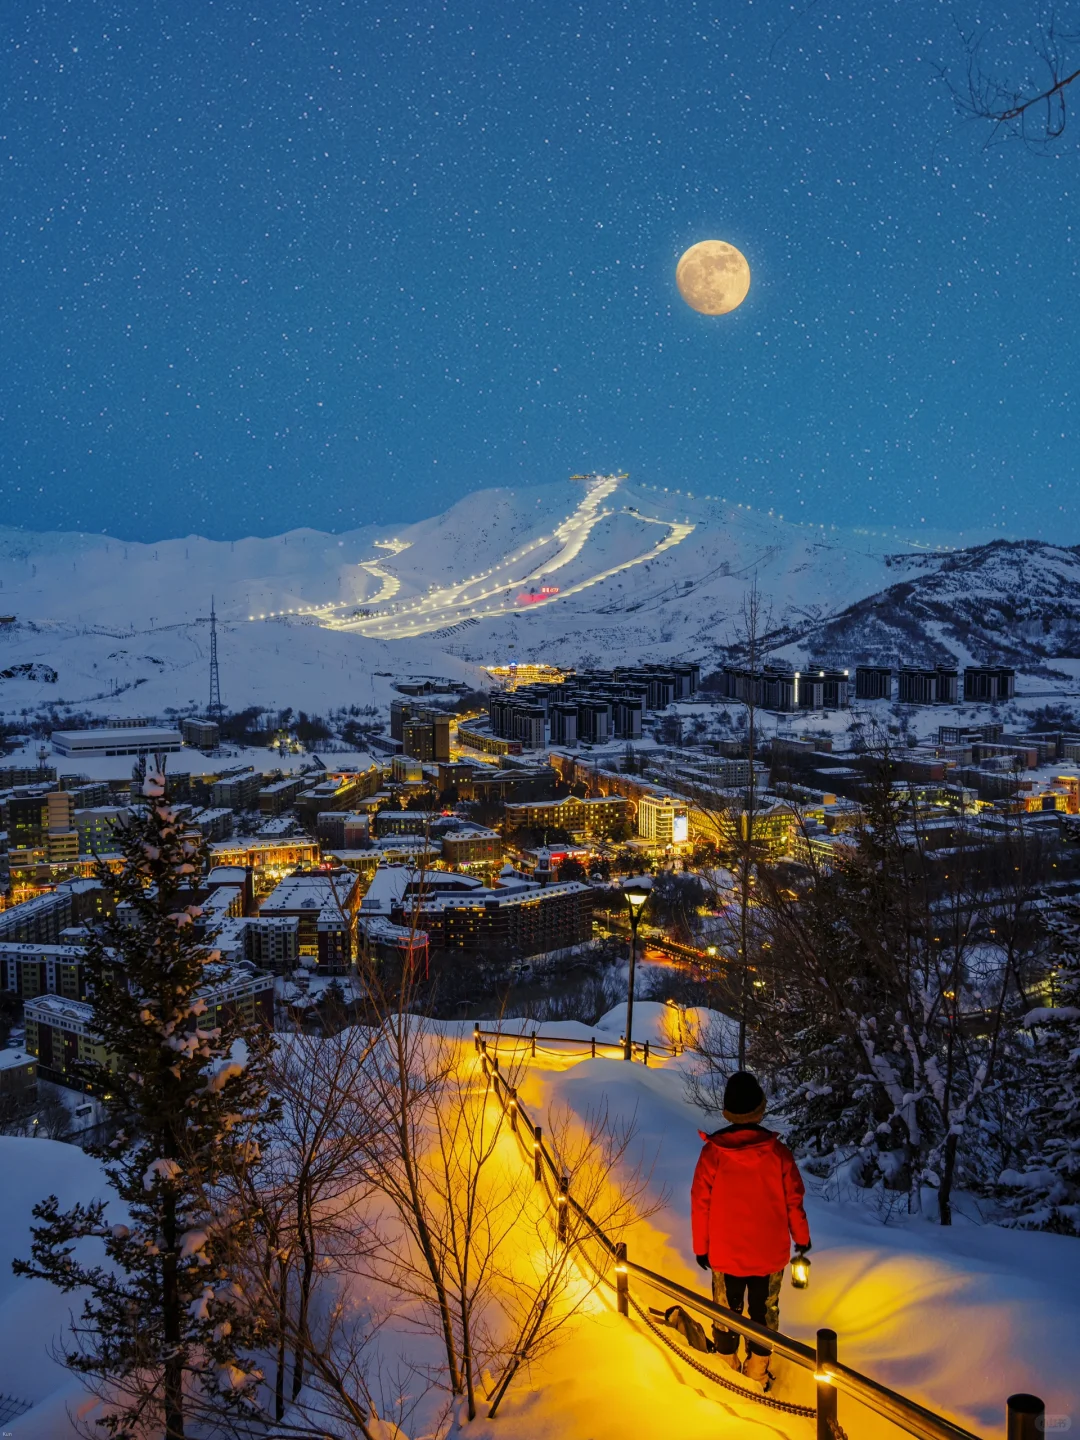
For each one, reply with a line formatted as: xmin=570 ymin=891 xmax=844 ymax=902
xmin=208 ymin=596 xmax=222 ymax=717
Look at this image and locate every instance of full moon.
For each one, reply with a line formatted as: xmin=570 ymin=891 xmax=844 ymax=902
xmin=676 ymin=240 xmax=751 ymax=315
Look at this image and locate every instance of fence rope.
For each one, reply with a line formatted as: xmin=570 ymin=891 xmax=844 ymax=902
xmin=627 ymin=1293 xmax=816 ymax=1419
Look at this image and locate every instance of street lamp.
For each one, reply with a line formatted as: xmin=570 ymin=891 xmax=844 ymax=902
xmin=623 ymin=885 xmax=649 ymax=1061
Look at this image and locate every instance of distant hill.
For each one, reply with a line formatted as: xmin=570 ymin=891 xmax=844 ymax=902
xmin=791 ymin=540 xmax=1080 ymax=676
xmin=0 ymin=479 xmax=1076 ymax=719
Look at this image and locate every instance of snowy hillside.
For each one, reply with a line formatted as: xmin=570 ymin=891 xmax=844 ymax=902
xmin=1 ymin=475 xmax=1078 ymax=721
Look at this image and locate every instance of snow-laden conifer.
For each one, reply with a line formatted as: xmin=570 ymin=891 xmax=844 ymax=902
xmin=1000 ymin=897 xmax=1080 ymax=1234
xmin=14 ymin=759 xmax=276 ymax=1439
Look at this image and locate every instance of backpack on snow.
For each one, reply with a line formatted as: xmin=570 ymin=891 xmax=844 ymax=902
xmin=651 ymin=1303 xmax=714 ymax=1353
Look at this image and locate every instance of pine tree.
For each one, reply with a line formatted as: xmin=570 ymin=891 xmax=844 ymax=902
xmin=1001 ymin=898 xmax=1080 ymax=1234
xmin=15 ymin=760 xmax=277 ymax=1439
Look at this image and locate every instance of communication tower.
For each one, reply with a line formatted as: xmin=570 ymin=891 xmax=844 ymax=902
xmin=208 ymin=597 xmax=222 ymax=717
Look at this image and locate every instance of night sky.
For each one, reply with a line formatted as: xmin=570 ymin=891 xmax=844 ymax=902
xmin=1 ymin=0 xmax=1078 ymax=542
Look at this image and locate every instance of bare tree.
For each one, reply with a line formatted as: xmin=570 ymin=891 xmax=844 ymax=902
xmin=485 ymin=1097 xmax=663 ymax=1417
xmin=753 ymin=738 xmax=1039 ymax=1223
xmin=949 ymin=13 xmax=1080 ymax=145
xmin=358 ymin=1001 xmax=526 ymax=1420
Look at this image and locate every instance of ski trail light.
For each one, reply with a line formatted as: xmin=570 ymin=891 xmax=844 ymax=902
xmin=790 ymin=1252 xmax=811 ymax=1289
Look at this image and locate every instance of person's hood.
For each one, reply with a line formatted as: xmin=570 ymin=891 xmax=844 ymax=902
xmin=698 ymin=1124 xmax=775 ymax=1149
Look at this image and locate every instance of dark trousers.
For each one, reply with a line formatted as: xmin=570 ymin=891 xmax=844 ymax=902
xmin=711 ymin=1269 xmax=783 ymax=1356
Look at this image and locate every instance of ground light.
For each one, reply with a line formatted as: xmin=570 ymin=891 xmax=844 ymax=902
xmin=623 ymin=884 xmax=650 ymax=1062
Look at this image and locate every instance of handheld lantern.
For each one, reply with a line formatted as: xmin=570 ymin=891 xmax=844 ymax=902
xmin=790 ymin=1252 xmax=811 ymax=1290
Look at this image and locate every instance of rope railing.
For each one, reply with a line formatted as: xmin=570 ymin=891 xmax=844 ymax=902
xmin=472 ymin=1028 xmax=1047 ymax=1440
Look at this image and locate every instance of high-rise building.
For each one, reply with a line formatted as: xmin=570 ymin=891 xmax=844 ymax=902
xmin=898 ymin=666 xmax=959 ymax=705
xmin=963 ymin=666 xmax=1016 ymax=703
xmin=549 ymin=704 xmax=579 ymax=747
xmin=636 ymin=793 xmax=689 ymax=846
xmin=855 ymin=666 xmax=892 ymax=701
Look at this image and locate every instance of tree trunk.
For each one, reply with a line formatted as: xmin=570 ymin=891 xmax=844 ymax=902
xmin=397 ymin=1115 xmax=463 ymax=1393
xmin=461 ymin=1292 xmax=475 ymax=1421
xmin=275 ymin=1254 xmax=289 ymax=1420
xmin=939 ymin=1129 xmax=959 ymax=1226
xmin=291 ymin=1235 xmax=315 ymax=1401
xmin=161 ymin=1188 xmax=185 ymax=1439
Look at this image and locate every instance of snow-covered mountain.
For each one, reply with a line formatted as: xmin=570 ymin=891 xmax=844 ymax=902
xmin=0 ymin=475 xmax=1077 ymax=721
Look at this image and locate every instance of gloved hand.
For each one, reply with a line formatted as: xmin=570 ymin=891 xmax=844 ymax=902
xmin=795 ymin=1242 xmax=811 ymax=1255
xmin=695 ymin=1254 xmax=710 ymax=1270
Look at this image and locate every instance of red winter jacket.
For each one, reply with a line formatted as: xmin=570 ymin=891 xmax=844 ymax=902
xmin=691 ymin=1124 xmax=811 ymax=1277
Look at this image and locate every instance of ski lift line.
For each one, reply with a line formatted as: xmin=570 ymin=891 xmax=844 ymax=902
xmin=476 ymin=1033 xmax=1030 ymax=1440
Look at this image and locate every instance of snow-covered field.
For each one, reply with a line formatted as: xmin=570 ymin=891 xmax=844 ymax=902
xmin=3 ymin=1005 xmax=1076 ymax=1440
xmin=4 ymin=474 xmax=1076 ymax=725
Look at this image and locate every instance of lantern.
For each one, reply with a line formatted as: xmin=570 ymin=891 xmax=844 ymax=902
xmin=790 ymin=1252 xmax=811 ymax=1290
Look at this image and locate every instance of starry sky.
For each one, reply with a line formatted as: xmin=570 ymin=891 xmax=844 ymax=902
xmin=1 ymin=0 xmax=1078 ymax=543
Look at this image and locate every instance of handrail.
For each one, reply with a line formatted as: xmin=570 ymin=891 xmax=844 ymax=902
xmin=827 ymin=1362 xmax=984 ymax=1440
xmin=475 ymin=1023 xmax=681 ymax=1060
xmin=472 ymin=1030 xmax=1039 ymax=1440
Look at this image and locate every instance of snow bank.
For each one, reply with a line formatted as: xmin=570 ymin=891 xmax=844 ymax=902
xmin=0 ymin=1138 xmax=112 ymax=1439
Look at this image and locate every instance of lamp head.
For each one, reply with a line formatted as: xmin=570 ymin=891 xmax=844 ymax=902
xmin=624 ymin=885 xmax=649 ymax=913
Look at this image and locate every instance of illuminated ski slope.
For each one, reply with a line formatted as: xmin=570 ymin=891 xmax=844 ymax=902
xmin=317 ymin=474 xmax=695 ymax=640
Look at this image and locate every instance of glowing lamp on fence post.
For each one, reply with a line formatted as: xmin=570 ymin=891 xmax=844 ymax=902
xmin=815 ymin=1328 xmax=838 ymax=1440
xmin=623 ymin=885 xmax=650 ymax=1062
xmin=557 ymin=1175 xmax=570 ymax=1244
xmin=615 ymin=1241 xmax=629 ymax=1317
xmin=790 ymin=1251 xmax=811 ymax=1289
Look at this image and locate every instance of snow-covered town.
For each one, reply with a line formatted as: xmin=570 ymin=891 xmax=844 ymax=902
xmin=2 ymin=477 xmax=1080 ymax=1438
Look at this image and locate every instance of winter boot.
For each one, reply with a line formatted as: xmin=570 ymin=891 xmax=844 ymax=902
xmin=742 ymin=1351 xmax=772 ymax=1387
xmin=718 ymin=1348 xmax=742 ymax=1374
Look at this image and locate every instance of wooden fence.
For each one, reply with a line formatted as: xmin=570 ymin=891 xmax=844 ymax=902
xmin=472 ymin=1025 xmax=1047 ymax=1440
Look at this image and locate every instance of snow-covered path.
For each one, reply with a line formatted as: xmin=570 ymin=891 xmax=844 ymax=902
xmin=467 ymin=1004 xmax=1080 ymax=1440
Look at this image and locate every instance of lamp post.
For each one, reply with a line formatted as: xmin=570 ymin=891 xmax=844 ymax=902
xmin=623 ymin=885 xmax=649 ymax=1061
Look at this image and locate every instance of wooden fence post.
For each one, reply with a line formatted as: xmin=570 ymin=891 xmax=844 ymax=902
xmin=616 ymin=1242 xmax=628 ymax=1316
xmin=643 ymin=1040 xmax=650 ymax=1066
xmin=557 ymin=1175 xmax=569 ymax=1243
xmin=1007 ymin=1396 xmax=1045 ymax=1440
xmin=533 ymin=1125 xmax=543 ymax=1181
xmin=816 ymin=1329 xmax=838 ymax=1440
xmin=591 ymin=1036 xmax=596 ymax=1058
xmin=473 ymin=1022 xmax=480 ymax=1051
xmin=509 ymin=1086 xmax=517 ymax=1131
xmin=531 ymin=1033 xmax=537 ymax=1057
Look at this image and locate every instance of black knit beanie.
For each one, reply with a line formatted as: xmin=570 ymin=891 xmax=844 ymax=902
xmin=723 ymin=1070 xmax=766 ymax=1124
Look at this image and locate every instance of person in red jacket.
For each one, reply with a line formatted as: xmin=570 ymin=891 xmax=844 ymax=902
xmin=690 ymin=1070 xmax=811 ymax=1386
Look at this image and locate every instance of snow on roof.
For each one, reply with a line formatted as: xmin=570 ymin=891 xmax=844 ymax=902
xmin=51 ymin=726 xmax=181 ymax=745
xmin=0 ymin=1048 xmax=36 ymax=1071
xmin=24 ymin=994 xmax=94 ymax=1025
xmin=260 ymin=871 xmax=354 ymax=913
